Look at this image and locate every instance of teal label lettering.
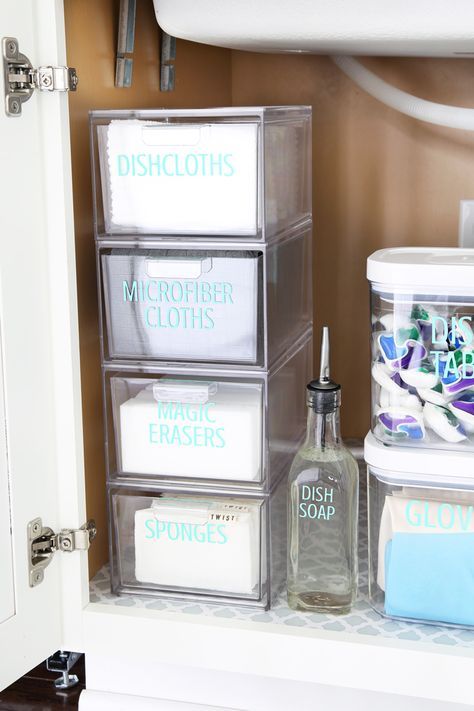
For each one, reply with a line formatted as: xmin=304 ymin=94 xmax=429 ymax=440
xmin=144 ymin=519 xmax=228 ymax=544
xmin=117 ymin=155 xmax=130 ymax=176
xmin=405 ymin=499 xmax=474 ymax=530
xmin=148 ymin=400 xmax=225 ymax=449
xmin=121 ymin=279 xmax=235 ymax=331
xmin=116 ymin=152 xmax=235 ymax=178
xmin=298 ymin=485 xmax=336 ymax=520
xmin=430 ymin=315 xmax=474 ymax=378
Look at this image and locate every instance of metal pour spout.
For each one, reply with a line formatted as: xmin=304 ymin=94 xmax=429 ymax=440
xmin=319 ymin=326 xmax=330 ymax=382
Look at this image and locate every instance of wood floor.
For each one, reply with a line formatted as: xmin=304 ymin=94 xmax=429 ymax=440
xmin=0 ymin=656 xmax=85 ymax=710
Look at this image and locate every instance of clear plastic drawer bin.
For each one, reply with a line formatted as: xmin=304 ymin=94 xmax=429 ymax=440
xmin=99 ymin=228 xmax=311 ymax=367
xmin=109 ymin=480 xmax=286 ymax=607
xmin=366 ymin=432 xmax=474 ymax=628
xmin=103 ymin=331 xmax=312 ymax=490
xmin=368 ymin=248 xmax=474 ymax=452
xmin=90 ymin=106 xmax=311 ymax=240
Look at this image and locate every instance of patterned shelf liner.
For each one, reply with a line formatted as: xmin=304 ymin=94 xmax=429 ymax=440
xmin=90 ymin=456 xmax=474 ymax=650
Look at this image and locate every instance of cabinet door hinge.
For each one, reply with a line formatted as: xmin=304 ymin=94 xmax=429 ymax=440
xmin=3 ymin=37 xmax=78 ymax=117
xmin=28 ymin=518 xmax=96 ymax=587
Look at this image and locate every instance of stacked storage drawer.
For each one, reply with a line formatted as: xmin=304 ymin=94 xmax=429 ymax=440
xmin=90 ymin=107 xmax=313 ymax=608
xmin=366 ymin=248 xmax=474 ymax=627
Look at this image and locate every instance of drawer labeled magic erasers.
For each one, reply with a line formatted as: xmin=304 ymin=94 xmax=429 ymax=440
xmin=109 ymin=376 xmax=263 ymax=484
xmin=99 ymin=228 xmax=312 ymax=367
xmin=109 ymin=480 xmax=286 ymax=607
xmin=90 ymin=107 xmax=311 ymax=239
xmin=366 ymin=432 xmax=474 ymax=629
xmin=100 ymin=247 xmax=261 ymax=364
xmin=104 ymin=331 xmax=312 ymax=490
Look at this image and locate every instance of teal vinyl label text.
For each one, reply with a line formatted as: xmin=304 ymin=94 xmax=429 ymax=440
xmin=298 ymin=485 xmax=336 ymax=521
xmin=122 ymin=279 xmax=235 ymax=331
xmin=149 ymin=400 xmax=225 ymax=449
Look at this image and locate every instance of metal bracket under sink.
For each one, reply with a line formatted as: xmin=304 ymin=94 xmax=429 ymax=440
xmin=114 ymin=1 xmax=176 ymax=90
xmin=160 ymin=29 xmax=176 ymax=91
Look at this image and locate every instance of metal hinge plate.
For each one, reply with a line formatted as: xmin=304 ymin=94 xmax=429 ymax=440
xmin=28 ymin=518 xmax=96 ymax=587
xmin=2 ymin=36 xmax=78 ymax=117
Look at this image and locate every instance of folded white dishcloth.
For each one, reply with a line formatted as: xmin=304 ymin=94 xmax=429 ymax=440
xmin=104 ymin=120 xmax=258 ymax=234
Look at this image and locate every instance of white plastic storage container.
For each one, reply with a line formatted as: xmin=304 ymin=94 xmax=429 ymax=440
xmin=103 ymin=331 xmax=312 ymax=491
xmin=368 ymin=248 xmax=474 ymax=451
xmin=99 ymin=228 xmax=312 ymax=367
xmin=90 ymin=107 xmax=312 ymax=240
xmin=366 ymin=432 xmax=474 ymax=628
xmin=109 ymin=478 xmax=287 ymax=607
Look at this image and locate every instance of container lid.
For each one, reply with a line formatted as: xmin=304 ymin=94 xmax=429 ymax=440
xmin=367 ymin=248 xmax=474 ymax=291
xmin=364 ymin=431 xmax=474 ymax=487
xmin=90 ymin=106 xmax=311 ymax=120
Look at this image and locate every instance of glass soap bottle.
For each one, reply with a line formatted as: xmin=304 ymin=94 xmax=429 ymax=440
xmin=287 ymin=326 xmax=359 ymax=614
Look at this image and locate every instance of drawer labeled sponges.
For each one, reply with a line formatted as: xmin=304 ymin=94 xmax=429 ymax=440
xmin=109 ymin=488 xmax=272 ymax=602
xmin=109 ymin=479 xmax=287 ymax=606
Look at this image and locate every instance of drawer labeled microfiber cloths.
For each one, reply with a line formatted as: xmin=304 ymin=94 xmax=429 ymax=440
xmin=102 ymin=249 xmax=260 ymax=363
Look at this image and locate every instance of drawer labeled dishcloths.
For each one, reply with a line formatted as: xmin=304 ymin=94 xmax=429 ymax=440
xmin=102 ymin=120 xmax=258 ymax=235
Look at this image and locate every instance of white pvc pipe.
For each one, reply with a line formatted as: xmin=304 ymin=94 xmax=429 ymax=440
xmin=332 ymin=55 xmax=474 ymax=131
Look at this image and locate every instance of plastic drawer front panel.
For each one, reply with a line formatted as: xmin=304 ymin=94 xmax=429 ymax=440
xmin=103 ymin=333 xmax=311 ymax=490
xmin=100 ymin=229 xmax=312 ymax=368
xmin=101 ymin=248 xmax=261 ymax=364
xmin=109 ymin=478 xmax=286 ymax=607
xmin=109 ymin=376 xmax=263 ymax=484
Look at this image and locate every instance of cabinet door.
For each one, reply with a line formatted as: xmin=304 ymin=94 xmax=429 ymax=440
xmin=0 ymin=334 xmax=14 ymax=630
xmin=0 ymin=0 xmax=85 ymax=690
